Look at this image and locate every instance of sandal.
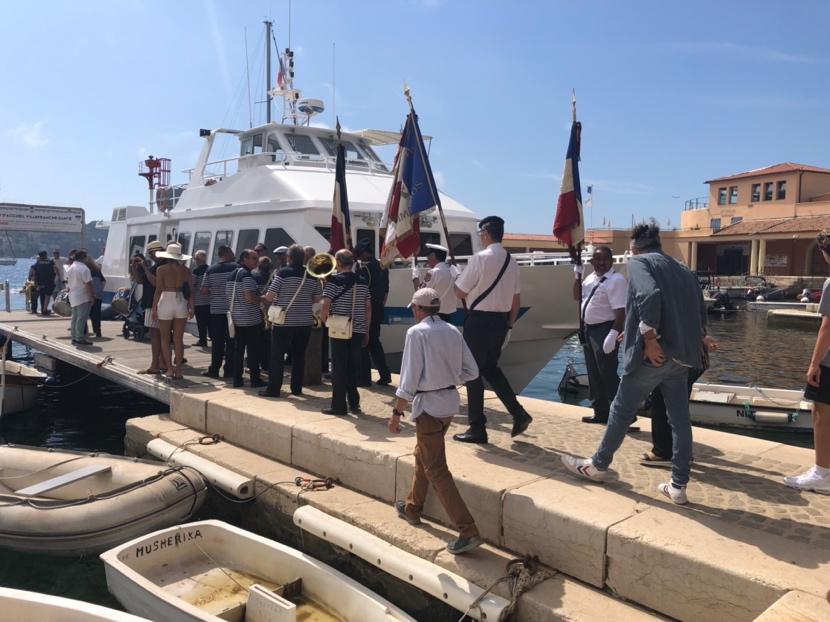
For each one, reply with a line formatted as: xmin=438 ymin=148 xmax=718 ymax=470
xmin=138 ymin=368 xmax=161 ymax=375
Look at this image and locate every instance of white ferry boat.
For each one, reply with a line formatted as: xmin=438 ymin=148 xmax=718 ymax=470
xmin=101 ymin=24 xmax=581 ymax=391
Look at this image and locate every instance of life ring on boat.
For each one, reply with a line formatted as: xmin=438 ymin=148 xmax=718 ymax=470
xmin=155 ymin=187 xmax=173 ymax=213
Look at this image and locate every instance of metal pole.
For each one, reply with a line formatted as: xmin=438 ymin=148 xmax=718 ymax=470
xmin=3 ymin=280 xmax=10 ymax=313
xmin=265 ymin=20 xmax=272 ymax=124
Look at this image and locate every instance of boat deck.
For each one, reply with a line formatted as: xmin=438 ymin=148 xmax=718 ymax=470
xmin=3 ymin=310 xmax=830 ymax=621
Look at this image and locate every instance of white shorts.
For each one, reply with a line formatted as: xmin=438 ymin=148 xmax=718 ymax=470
xmin=157 ymin=291 xmax=188 ymax=321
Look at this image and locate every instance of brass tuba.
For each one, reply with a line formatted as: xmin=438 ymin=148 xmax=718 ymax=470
xmin=306 ymin=252 xmax=336 ymax=280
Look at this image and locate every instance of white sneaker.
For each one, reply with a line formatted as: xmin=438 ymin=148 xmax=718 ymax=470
xmin=657 ymin=481 xmax=688 ymax=505
xmin=561 ymin=455 xmax=608 ymax=482
xmin=784 ymin=466 xmax=830 ymax=494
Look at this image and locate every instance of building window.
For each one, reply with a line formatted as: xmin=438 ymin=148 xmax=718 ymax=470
xmin=731 ymin=216 xmax=743 ymax=225
xmin=728 ymin=186 xmax=738 ymax=204
xmin=717 ymin=188 xmax=727 ymax=205
xmin=776 ymin=180 xmax=786 ymax=200
xmin=751 ymin=184 xmax=760 ymax=202
xmin=710 ymin=218 xmax=721 ymax=231
xmin=763 ymin=182 xmax=773 ymax=201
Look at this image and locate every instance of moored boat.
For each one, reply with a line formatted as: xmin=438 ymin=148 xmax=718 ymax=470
xmin=0 ymin=445 xmax=207 ymax=556
xmin=559 ymin=365 xmax=812 ymax=431
xmin=0 ymin=359 xmax=46 ymax=416
xmin=0 ymin=587 xmax=151 ymax=621
xmin=100 ymin=519 xmax=415 ymax=622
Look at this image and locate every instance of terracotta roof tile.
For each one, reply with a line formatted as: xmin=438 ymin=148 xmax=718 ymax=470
xmin=713 ymin=215 xmax=830 ymax=236
xmin=706 ymin=162 xmax=830 ymax=184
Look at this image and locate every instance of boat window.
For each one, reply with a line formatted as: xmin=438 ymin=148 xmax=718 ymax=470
xmin=267 ymin=134 xmax=285 ymax=161
xmin=318 ymin=138 xmax=365 ymax=160
xmin=356 ymin=229 xmax=376 ymax=256
xmin=193 ymin=232 xmax=211 ymax=258
xmin=129 ymin=236 xmax=145 ymax=259
xmin=449 ymin=233 xmax=473 ymax=257
xmin=237 ymin=229 xmax=260 ymax=253
xmin=148 ymin=235 xmax=158 ymax=244
xmin=360 ymin=142 xmax=381 ymax=162
xmin=285 ymin=133 xmax=319 ymax=155
xmin=263 ymin=228 xmax=295 ymax=261
xmin=314 ymin=226 xmax=332 ymax=243
xmin=212 ymin=230 xmax=234 ymax=263
xmin=240 ymin=133 xmax=264 ymax=156
xmin=176 ymin=232 xmax=192 ymax=255
xmin=419 ymin=232 xmax=441 ymax=256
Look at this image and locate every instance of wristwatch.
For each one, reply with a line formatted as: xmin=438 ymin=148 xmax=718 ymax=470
xmin=392 ymin=408 xmax=404 ymax=418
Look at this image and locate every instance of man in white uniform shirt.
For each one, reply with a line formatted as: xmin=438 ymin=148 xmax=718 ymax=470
xmin=413 ymin=243 xmax=458 ymax=322
xmin=574 ymin=246 xmax=627 ymax=424
xmin=452 ymin=216 xmax=533 ymax=444
xmin=389 ymin=288 xmax=482 ymax=554
xmin=65 ymin=250 xmax=94 ymax=346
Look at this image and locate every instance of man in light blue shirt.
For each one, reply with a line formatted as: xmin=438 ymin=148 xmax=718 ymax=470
xmin=389 ymin=288 xmax=482 ymax=555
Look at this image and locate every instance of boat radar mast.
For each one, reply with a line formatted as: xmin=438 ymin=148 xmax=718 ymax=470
xmin=266 ymin=23 xmax=324 ymax=125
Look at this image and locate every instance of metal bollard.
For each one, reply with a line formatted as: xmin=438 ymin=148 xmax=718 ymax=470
xmin=3 ymin=280 xmax=10 ymax=313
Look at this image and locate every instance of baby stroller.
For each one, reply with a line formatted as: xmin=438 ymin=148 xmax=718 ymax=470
xmin=114 ymin=285 xmax=146 ymax=341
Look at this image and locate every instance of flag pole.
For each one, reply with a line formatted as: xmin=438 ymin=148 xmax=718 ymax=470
xmin=571 ymin=89 xmax=585 ymax=344
xmin=336 ymin=116 xmax=353 ymax=251
xmin=403 ymin=85 xmax=456 ymax=267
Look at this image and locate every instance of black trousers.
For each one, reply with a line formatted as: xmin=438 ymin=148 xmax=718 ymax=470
xmin=650 ymin=368 xmax=702 ymax=459
xmin=194 ymin=305 xmax=210 ymax=344
xmin=231 ymin=324 xmax=262 ymax=383
xmin=208 ymin=313 xmax=233 ymax=374
xmin=360 ymin=300 xmax=391 ymax=384
xmin=90 ymin=299 xmax=103 ymax=335
xmin=321 ymin=327 xmax=329 ymax=373
xmin=29 ymin=287 xmax=39 ymax=313
xmin=463 ymin=310 xmax=526 ymax=431
xmin=269 ymin=325 xmax=312 ymax=395
xmin=330 ymin=333 xmax=363 ymax=412
xmin=583 ymin=321 xmax=620 ymax=421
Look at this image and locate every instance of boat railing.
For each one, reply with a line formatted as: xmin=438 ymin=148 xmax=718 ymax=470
xmin=183 ymin=151 xmax=392 ymax=182
xmin=390 ymin=252 xmax=628 ymax=269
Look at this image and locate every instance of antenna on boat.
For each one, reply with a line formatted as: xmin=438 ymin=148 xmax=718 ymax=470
xmin=244 ymin=27 xmax=253 ymax=128
xmin=332 ymin=42 xmax=336 ymax=127
xmin=264 ymin=20 xmax=273 ymax=124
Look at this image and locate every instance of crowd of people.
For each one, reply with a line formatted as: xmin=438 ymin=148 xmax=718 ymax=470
xmin=48 ymin=215 xmax=830 ymax=554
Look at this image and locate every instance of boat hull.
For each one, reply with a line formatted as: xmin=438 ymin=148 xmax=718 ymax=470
xmin=0 ymin=587 xmax=151 ymax=621
xmin=0 ymin=445 xmax=207 ymax=556
xmin=1 ymin=360 xmax=45 ymax=415
xmin=101 ymin=519 xmax=415 ymax=622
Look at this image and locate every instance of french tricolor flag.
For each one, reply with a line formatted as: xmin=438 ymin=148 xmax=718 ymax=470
xmin=553 ymin=120 xmax=584 ymax=252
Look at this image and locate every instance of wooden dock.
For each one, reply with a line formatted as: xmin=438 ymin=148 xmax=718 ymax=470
xmin=3 ymin=310 xmax=830 ymax=622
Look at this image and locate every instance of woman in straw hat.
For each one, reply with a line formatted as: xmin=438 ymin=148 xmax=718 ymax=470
xmin=152 ymin=242 xmax=194 ymax=379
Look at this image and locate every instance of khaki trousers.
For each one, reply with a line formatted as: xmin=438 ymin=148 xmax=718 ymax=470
xmin=405 ymin=413 xmax=478 ymax=539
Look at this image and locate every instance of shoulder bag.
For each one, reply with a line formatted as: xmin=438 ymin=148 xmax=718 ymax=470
xmin=326 ymin=282 xmax=357 ymax=340
xmin=469 ymin=252 xmax=512 ymax=311
xmin=268 ymin=271 xmax=307 ymax=325
xmin=226 ymin=269 xmax=240 ymax=339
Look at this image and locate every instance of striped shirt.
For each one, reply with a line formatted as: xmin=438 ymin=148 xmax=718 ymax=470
xmin=267 ymin=265 xmax=322 ymax=327
xmin=202 ymin=260 xmax=240 ymax=314
xmin=323 ymin=272 xmax=370 ymax=334
xmin=191 ymin=264 xmax=209 ymax=307
xmin=225 ymin=268 xmax=263 ymax=327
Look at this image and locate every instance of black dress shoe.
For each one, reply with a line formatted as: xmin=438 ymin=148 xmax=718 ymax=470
xmin=511 ymin=413 xmax=533 ymax=437
xmin=581 ymin=415 xmax=608 ymax=424
xmin=453 ymin=430 xmax=488 ymax=444
xmin=250 ymin=379 xmax=266 ymax=388
xmin=349 ymin=406 xmax=363 ymax=415
xmin=202 ymin=370 xmax=220 ymax=379
xmin=376 ymin=378 xmax=392 ymax=387
xmin=232 ymin=380 xmax=244 ymax=388
xmin=321 ymin=408 xmax=347 ymax=416
xmin=290 ymin=389 xmax=303 ymax=396
xmin=258 ymin=389 xmax=281 ymax=398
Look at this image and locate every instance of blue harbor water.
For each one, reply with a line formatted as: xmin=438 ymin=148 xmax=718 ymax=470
xmin=0 ymin=259 xmax=816 ymax=610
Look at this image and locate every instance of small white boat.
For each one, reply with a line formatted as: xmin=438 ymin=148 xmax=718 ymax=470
xmin=1 ymin=360 xmax=46 ymax=416
xmin=0 ymin=445 xmax=207 ymax=556
xmin=0 ymin=586 xmax=151 ymax=621
xmin=558 ymin=365 xmax=812 ymax=431
xmin=101 ymin=519 xmax=416 ymax=622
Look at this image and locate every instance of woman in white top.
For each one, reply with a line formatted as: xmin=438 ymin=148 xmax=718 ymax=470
xmin=152 ymin=243 xmax=193 ymax=379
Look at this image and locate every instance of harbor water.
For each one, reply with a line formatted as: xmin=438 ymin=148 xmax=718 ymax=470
xmin=0 ymin=260 xmax=817 ymax=610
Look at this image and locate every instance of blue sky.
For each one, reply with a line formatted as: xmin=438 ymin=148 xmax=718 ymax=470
xmin=1 ymin=0 xmax=828 ymax=234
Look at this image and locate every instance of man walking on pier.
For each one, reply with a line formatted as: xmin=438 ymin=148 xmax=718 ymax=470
xmin=390 ymin=288 xmax=482 ymax=554
xmin=562 ymin=222 xmax=707 ymax=504
xmin=65 ymin=250 xmax=94 ymax=346
xmin=201 ymin=246 xmax=240 ymax=379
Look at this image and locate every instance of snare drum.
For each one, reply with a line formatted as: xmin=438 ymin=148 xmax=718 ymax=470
xmin=53 ymin=291 xmax=72 ymax=317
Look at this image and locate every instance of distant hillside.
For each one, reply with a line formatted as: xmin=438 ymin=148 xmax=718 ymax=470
xmin=2 ymin=221 xmax=108 ymax=259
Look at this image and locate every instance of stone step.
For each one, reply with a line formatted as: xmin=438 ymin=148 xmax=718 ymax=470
xmin=127 ymin=415 xmax=666 ymax=622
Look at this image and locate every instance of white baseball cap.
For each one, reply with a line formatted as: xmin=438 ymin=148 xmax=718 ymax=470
xmin=408 ymin=287 xmax=441 ymax=308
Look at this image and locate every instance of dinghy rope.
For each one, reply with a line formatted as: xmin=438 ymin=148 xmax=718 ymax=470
xmin=457 ymin=554 xmax=553 ymax=622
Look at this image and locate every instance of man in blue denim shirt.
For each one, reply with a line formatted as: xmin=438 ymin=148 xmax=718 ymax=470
xmin=562 ymin=222 xmax=709 ymax=504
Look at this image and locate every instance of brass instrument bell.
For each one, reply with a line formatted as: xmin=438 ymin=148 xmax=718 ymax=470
xmin=306 ymin=252 xmax=336 ymax=280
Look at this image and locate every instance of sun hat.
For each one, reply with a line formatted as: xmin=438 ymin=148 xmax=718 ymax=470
xmin=156 ymin=242 xmax=191 ymax=261
xmin=408 ymin=287 xmax=441 ymax=308
xmin=146 ymin=240 xmax=164 ymax=252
